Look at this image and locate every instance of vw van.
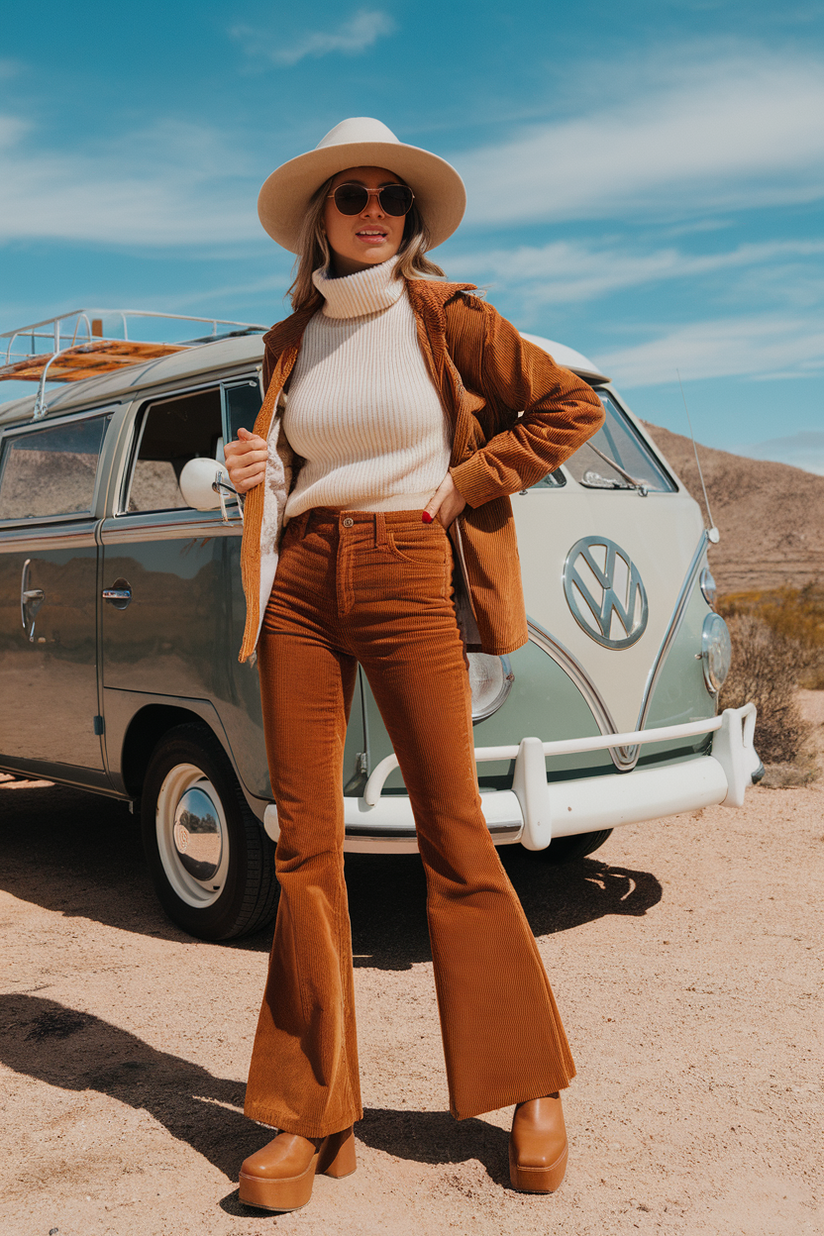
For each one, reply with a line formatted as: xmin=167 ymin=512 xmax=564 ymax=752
xmin=0 ymin=310 xmax=761 ymax=940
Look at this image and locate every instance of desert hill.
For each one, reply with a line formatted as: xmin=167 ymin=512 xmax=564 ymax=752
xmin=641 ymin=423 xmax=824 ymax=595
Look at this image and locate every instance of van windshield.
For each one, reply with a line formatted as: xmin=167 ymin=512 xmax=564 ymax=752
xmin=563 ymin=391 xmax=676 ymax=493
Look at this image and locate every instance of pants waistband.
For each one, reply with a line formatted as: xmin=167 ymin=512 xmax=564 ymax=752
xmin=286 ymin=507 xmax=445 ymax=544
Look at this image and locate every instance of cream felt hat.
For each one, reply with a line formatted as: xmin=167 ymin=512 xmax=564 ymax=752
xmin=257 ymin=117 xmax=466 ymax=254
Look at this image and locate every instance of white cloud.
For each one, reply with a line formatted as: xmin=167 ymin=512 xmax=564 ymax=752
xmin=1 ymin=44 xmax=822 ymax=258
xmin=595 ymin=314 xmax=824 ymax=387
xmin=448 ymin=239 xmax=824 ymax=307
xmin=454 ymin=51 xmax=824 ymax=225
xmin=230 ymin=9 xmax=394 ymax=67
xmin=0 ymin=116 xmax=263 ymax=245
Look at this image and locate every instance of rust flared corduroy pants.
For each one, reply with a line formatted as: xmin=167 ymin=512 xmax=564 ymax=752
xmin=243 ymin=508 xmax=575 ymax=1139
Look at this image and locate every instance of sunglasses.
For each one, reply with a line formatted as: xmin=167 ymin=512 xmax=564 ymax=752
xmin=327 ymin=183 xmax=415 ymax=217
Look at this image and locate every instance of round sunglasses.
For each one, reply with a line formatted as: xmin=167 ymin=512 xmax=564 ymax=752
xmin=327 ymin=183 xmax=415 ymax=217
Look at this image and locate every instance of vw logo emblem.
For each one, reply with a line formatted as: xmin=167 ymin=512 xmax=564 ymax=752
xmin=563 ymin=536 xmax=648 ymax=649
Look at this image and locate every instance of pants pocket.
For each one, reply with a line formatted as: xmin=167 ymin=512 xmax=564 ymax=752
xmin=385 ymin=524 xmax=447 ymax=565
xmin=382 ymin=527 xmax=452 ymax=603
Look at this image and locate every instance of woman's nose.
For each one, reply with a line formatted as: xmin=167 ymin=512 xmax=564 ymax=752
xmin=360 ymin=190 xmax=385 ymax=218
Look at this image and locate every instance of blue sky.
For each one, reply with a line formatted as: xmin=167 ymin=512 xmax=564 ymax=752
xmin=1 ymin=0 xmax=822 ymax=469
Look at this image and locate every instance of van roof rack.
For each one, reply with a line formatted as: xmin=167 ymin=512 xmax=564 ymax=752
xmin=0 ymin=309 xmax=267 ymax=386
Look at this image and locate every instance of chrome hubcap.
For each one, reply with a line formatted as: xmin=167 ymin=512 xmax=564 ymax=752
xmin=173 ymin=786 xmax=223 ymax=880
xmin=156 ymin=763 xmax=229 ymax=909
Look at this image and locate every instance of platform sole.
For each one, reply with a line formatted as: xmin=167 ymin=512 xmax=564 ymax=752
xmin=508 ymin=1139 xmax=568 ymax=1193
xmin=238 ymin=1127 xmax=356 ymax=1212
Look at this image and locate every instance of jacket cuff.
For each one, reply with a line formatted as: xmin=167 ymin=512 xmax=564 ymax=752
xmin=450 ymin=454 xmax=506 ymax=508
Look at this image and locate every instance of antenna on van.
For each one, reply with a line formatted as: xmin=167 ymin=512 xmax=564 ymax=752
xmin=677 ymin=369 xmax=719 ymax=544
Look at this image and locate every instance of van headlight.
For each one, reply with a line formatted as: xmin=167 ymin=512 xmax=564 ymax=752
xmin=700 ymin=613 xmax=732 ymax=693
xmin=468 ymin=654 xmax=514 ymax=721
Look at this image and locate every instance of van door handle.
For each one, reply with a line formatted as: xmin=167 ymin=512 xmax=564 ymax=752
xmin=22 ymin=588 xmax=45 ymax=601
xmin=102 ymin=579 xmax=132 ymax=609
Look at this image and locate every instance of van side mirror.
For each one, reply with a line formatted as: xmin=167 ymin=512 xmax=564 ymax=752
xmin=178 ymin=457 xmax=234 ymax=512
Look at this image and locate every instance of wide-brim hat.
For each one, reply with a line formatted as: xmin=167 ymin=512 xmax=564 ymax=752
xmin=257 ymin=117 xmax=466 ymax=254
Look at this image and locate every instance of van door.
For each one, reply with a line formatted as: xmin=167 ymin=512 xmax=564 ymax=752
xmin=99 ymin=381 xmax=270 ymax=800
xmin=0 ymin=411 xmax=111 ymax=772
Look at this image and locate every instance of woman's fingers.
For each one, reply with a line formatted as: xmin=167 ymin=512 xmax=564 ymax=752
xmin=224 ymin=432 xmax=268 ymax=492
xmin=225 ymin=430 xmax=267 ymax=454
xmin=229 ymin=463 xmax=268 ymax=493
xmin=423 ymin=472 xmax=466 ymax=529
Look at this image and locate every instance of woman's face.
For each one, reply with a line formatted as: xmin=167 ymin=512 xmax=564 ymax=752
xmin=323 ymin=166 xmax=407 ymax=277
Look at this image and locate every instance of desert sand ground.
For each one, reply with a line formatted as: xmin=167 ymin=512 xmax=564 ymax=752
xmin=1 ymin=696 xmax=821 ymax=1236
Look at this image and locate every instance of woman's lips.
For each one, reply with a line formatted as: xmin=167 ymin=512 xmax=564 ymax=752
xmin=356 ymin=230 xmax=388 ymax=245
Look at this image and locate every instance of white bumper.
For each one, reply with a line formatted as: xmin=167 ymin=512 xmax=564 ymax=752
xmin=263 ymin=704 xmax=760 ymax=854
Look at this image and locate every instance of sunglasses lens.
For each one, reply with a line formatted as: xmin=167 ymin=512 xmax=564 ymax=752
xmin=333 ymin=185 xmax=369 ymax=214
xmin=379 ymin=185 xmax=414 ymax=216
xmin=332 ymin=184 xmax=414 ymax=216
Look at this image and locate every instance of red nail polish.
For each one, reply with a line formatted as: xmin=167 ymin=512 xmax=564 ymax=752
xmin=421 ymin=511 xmax=433 ymax=524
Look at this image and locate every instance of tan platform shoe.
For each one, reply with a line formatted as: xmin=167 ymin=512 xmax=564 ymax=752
xmin=238 ymin=1126 xmax=356 ymax=1212
xmin=509 ymin=1094 xmax=568 ymax=1193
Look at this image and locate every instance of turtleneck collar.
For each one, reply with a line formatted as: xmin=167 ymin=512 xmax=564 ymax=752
xmin=312 ymin=257 xmax=405 ymax=319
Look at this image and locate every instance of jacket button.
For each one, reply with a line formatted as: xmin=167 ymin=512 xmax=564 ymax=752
xmin=342 ymin=517 xmax=354 ymax=528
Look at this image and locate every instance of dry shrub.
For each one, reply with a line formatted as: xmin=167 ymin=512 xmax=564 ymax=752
xmin=719 ymin=615 xmax=808 ymax=763
xmin=718 ymin=583 xmax=824 ymax=784
xmin=722 ymin=585 xmax=824 ymax=689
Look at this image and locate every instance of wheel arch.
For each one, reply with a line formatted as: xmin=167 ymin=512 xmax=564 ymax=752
xmin=120 ymin=704 xmax=204 ymax=799
xmin=117 ymin=703 xmax=265 ymax=818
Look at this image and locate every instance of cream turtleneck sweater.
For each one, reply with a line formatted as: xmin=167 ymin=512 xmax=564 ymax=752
xmin=282 ymin=258 xmax=451 ymax=518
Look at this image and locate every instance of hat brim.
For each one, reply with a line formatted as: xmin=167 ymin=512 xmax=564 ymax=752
xmin=257 ymin=140 xmax=466 ymax=254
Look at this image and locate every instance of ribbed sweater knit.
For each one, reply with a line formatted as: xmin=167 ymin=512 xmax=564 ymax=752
xmin=282 ymin=258 xmax=451 ymax=518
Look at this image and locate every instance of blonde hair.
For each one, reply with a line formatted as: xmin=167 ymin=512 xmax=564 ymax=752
xmin=287 ymin=175 xmax=445 ymax=311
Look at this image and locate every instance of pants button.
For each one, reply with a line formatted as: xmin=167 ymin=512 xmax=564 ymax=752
xmin=342 ymin=517 xmax=354 ymax=528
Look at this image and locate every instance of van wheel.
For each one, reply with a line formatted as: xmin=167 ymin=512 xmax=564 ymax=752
xmin=141 ymin=723 xmax=278 ymax=941
xmin=538 ymin=829 xmax=613 ymax=865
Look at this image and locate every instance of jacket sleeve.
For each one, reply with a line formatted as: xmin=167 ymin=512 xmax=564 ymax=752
xmin=447 ymin=298 xmax=605 ymax=508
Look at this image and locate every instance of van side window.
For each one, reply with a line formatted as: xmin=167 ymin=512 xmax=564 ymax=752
xmin=224 ymin=380 xmax=263 ymax=442
xmin=0 ymin=415 xmax=109 ymax=521
xmin=127 ymin=388 xmax=222 ymax=513
xmin=529 ymin=469 xmax=566 ymax=490
xmin=564 ymin=391 xmax=677 ymax=493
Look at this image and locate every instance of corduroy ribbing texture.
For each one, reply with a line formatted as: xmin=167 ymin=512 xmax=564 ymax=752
xmin=284 ymin=261 xmax=450 ymax=518
xmin=243 ymin=509 xmax=576 ymax=1137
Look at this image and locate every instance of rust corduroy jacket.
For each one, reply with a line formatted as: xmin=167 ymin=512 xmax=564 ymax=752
xmin=238 ymin=278 xmax=604 ymax=662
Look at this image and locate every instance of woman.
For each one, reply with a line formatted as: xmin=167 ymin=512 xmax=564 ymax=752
xmin=224 ymin=117 xmax=604 ymax=1212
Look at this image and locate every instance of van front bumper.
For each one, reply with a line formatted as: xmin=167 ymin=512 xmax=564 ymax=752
xmin=263 ymin=704 xmax=760 ymax=854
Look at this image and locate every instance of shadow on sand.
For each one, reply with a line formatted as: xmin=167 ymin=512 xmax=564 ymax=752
xmin=0 ymin=782 xmax=662 ymax=966
xmin=1 ymin=995 xmax=510 ymax=1200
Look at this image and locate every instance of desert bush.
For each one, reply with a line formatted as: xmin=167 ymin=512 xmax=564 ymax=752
xmin=722 ymin=584 xmax=824 ymax=689
xmin=718 ymin=612 xmax=817 ymax=765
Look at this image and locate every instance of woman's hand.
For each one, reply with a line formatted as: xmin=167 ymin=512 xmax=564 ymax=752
xmin=423 ymin=472 xmax=466 ymax=529
xmin=224 ymin=427 xmax=268 ymax=494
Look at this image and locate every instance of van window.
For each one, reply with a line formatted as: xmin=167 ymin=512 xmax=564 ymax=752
xmin=529 ymin=469 xmax=566 ymax=490
xmin=224 ymin=380 xmax=263 ymax=442
xmin=564 ymin=391 xmax=676 ymax=493
xmin=126 ymin=387 xmax=222 ymax=513
xmin=0 ymin=414 xmax=109 ymax=521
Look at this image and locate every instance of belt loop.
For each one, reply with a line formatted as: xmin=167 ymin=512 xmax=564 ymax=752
xmin=374 ymin=512 xmax=387 ymax=547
